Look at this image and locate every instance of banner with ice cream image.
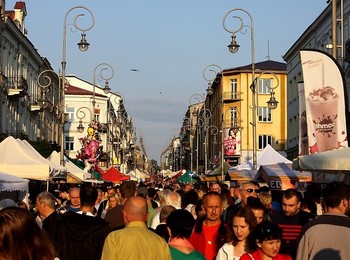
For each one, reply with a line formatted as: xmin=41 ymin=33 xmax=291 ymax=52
xmin=300 ymin=49 xmax=348 ymax=154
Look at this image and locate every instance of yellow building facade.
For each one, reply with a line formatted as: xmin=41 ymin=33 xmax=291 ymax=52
xmin=206 ymin=60 xmax=287 ymax=168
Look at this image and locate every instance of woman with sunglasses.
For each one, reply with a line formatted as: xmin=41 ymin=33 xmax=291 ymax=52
xmin=216 ymin=207 xmax=257 ymax=260
xmin=240 ymin=221 xmax=292 ymax=260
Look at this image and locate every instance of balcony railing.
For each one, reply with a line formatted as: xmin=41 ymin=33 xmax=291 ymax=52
xmin=5 ymin=76 xmax=28 ymax=97
xmin=222 ymin=91 xmax=242 ymax=102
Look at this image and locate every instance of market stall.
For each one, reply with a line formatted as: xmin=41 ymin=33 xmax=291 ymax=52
xmin=257 ymin=163 xmax=312 ymax=190
xmin=0 ymin=136 xmax=50 ymax=181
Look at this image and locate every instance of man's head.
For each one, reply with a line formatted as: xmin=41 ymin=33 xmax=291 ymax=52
xmin=323 ymin=181 xmax=350 ymax=214
xmin=69 ymin=187 xmax=80 ymax=208
xmin=107 ymin=187 xmax=117 ymax=198
xmin=202 ymin=191 xmax=223 ymax=224
xmin=159 ymin=205 xmax=176 ymax=223
xmin=282 ymin=189 xmax=302 ymax=217
xmin=96 ymin=189 xmax=104 ymax=204
xmin=184 ymin=184 xmax=193 ymax=193
xmin=36 ymin=192 xmax=56 ymax=219
xmin=164 ymin=191 xmax=182 ymax=209
xmin=211 ymin=183 xmax=221 ymax=193
xmin=137 ymin=184 xmax=148 ymax=198
xmin=80 ymin=186 xmax=98 ymax=208
xmin=240 ymin=182 xmax=259 ymax=206
xmin=59 ymin=186 xmax=69 ymax=200
xmin=166 ymin=209 xmax=196 ymax=239
xmin=120 ymin=181 xmax=136 ymax=202
xmin=123 ymin=196 xmax=148 ymax=224
xmin=147 ymin=187 xmax=157 ymax=200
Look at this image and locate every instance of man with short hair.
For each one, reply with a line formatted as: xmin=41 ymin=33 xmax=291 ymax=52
xmin=211 ymin=183 xmax=221 ymax=193
xmin=154 ymin=205 xmax=176 ymax=241
xmin=36 ymin=191 xmax=62 ymax=248
xmin=150 ymin=190 xmax=181 ymax=229
xmin=57 ymin=186 xmax=110 ymax=260
xmin=296 ymin=181 xmax=350 ymax=260
xmin=189 ymin=191 xmax=225 ymax=260
xmin=101 ymin=196 xmax=171 ymax=260
xmin=271 ymin=188 xmax=310 ymax=259
xmin=105 ymin=181 xmax=136 ymax=230
xmin=66 ymin=187 xmax=80 ymax=213
xmin=96 ymin=188 xmax=108 ymax=217
xmin=223 ymin=181 xmax=259 ymax=221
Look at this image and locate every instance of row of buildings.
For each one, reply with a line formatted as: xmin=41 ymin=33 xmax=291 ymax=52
xmin=0 ymin=2 xmax=148 ymax=175
xmin=161 ymin=1 xmax=350 ymax=178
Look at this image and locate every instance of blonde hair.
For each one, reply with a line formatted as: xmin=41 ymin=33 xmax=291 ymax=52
xmin=258 ymin=192 xmax=272 ymax=209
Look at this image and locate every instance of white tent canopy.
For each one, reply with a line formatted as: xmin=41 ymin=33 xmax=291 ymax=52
xmin=0 ymin=136 xmax=50 ymax=180
xmin=0 ymin=171 xmax=29 ymax=192
xmin=232 ymin=144 xmax=292 ymax=170
xmin=293 ymin=147 xmax=350 ymax=184
xmin=19 ymin=140 xmax=66 ymax=178
xmin=47 ymin=151 xmax=85 ymax=181
xmin=126 ymin=170 xmax=138 ymax=181
xmin=293 ymin=147 xmax=350 ymax=173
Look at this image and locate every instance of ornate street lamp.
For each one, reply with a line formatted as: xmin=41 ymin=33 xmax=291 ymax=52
xmin=204 ymin=125 xmax=218 ymax=175
xmin=223 ymin=8 xmax=257 ymax=169
xmin=188 ymin=93 xmax=205 ymax=172
xmin=60 ymin=6 xmax=95 ymax=166
xmin=92 ymin=63 xmax=115 ymax=119
xmin=75 ymin=106 xmax=92 ymax=133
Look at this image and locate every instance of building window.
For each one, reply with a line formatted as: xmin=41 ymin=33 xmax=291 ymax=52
xmin=65 ymin=136 xmax=74 ymax=151
xmin=66 ymin=107 xmax=75 ymax=122
xmin=258 ymin=78 xmax=272 ymax=94
xmin=230 ymin=107 xmax=238 ymax=126
xmin=259 ymin=135 xmax=272 ymax=149
xmin=258 ymin=107 xmax=272 ymax=122
xmin=94 ymin=108 xmax=100 ymax=122
xmin=230 ymin=79 xmax=238 ymax=99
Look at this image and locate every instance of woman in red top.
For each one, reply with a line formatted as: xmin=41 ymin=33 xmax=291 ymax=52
xmin=240 ymin=221 xmax=292 ymax=260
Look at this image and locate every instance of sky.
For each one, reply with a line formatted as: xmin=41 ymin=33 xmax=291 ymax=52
xmin=8 ymin=0 xmax=328 ymax=162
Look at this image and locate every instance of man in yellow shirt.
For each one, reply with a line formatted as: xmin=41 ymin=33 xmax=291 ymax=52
xmin=101 ymin=196 xmax=171 ymax=260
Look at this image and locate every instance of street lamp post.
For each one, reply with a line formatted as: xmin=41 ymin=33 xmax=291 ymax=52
xmin=223 ymin=8 xmax=256 ymax=169
xmin=189 ymin=93 xmax=205 ymax=172
xmin=205 ymin=125 xmax=218 ymax=175
xmin=76 ymin=107 xmax=93 ymax=133
xmin=223 ymin=9 xmax=280 ymax=170
xmin=203 ymin=64 xmax=223 ymax=177
xmin=92 ymin=63 xmax=114 ymax=120
xmin=60 ymin=6 xmax=95 ymax=166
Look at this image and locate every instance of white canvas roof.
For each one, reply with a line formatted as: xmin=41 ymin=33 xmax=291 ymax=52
xmin=47 ymin=151 xmax=85 ymax=181
xmin=0 ymin=136 xmax=50 ymax=180
xmin=232 ymin=144 xmax=292 ymax=170
xmin=293 ymin=147 xmax=350 ymax=172
xmin=0 ymin=171 xmax=29 ymax=192
xmin=19 ymin=140 xmax=66 ymax=178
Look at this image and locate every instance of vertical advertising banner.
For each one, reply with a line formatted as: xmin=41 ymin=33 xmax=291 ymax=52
xmin=300 ymin=49 xmax=348 ymax=154
xmin=298 ymin=82 xmax=309 ymax=155
xmin=223 ymin=127 xmax=241 ymax=156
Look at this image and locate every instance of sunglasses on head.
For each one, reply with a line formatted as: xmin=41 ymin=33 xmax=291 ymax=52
xmin=245 ymin=188 xmax=259 ymax=193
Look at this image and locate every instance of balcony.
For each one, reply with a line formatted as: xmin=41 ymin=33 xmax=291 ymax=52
xmin=222 ymin=91 xmax=242 ymax=103
xmin=30 ymin=103 xmax=42 ymax=112
xmin=222 ymin=119 xmax=242 ymax=130
xmin=5 ymin=76 xmax=28 ymax=97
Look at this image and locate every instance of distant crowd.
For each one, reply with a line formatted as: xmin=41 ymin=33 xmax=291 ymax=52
xmin=0 ymin=178 xmax=350 ymax=260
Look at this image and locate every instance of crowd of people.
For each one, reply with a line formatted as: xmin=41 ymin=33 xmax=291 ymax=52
xmin=0 ymin=178 xmax=349 ymax=260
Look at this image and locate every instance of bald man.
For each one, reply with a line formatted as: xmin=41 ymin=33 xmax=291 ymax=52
xmin=101 ymin=196 xmax=171 ymax=260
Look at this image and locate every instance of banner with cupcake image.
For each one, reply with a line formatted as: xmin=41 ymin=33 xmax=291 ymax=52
xmin=300 ymin=49 xmax=348 ymax=154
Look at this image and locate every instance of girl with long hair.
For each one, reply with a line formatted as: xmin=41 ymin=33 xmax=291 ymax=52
xmin=0 ymin=207 xmax=57 ymax=260
xmin=216 ymin=207 xmax=258 ymax=260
